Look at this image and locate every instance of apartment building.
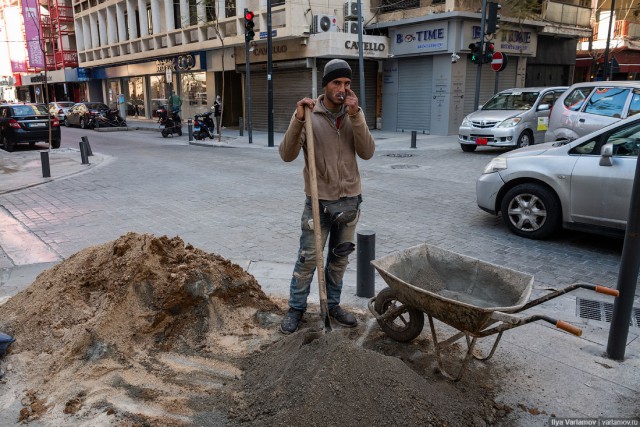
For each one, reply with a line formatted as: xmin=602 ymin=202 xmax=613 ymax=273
xmin=575 ymin=0 xmax=640 ymax=82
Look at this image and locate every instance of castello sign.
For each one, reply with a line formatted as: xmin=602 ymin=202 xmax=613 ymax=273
xmin=345 ymin=41 xmax=385 ymax=52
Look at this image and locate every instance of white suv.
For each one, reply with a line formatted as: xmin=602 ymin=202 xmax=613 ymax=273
xmin=544 ymin=81 xmax=640 ymax=143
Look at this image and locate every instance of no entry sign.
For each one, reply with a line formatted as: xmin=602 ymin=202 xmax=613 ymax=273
xmin=491 ymin=52 xmax=507 ymax=72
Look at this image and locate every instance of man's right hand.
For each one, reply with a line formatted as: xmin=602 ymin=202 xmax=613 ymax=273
xmin=295 ymin=98 xmax=316 ymax=121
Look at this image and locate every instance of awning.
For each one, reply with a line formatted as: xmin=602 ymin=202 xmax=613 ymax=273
xmin=575 ymin=49 xmax=640 ymax=72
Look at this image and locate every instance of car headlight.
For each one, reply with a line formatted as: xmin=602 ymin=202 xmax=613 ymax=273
xmin=483 ymin=157 xmax=508 ymax=174
xmin=496 ymin=117 xmax=521 ymax=128
xmin=461 ymin=115 xmax=471 ymax=127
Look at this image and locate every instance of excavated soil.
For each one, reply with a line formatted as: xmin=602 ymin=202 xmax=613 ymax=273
xmin=0 ymin=232 xmax=505 ymax=426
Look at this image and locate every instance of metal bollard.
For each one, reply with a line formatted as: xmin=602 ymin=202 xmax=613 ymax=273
xmin=239 ymin=117 xmax=244 ymax=136
xmin=356 ymin=230 xmax=376 ymax=298
xmin=411 ymin=130 xmax=417 ymax=149
xmin=79 ymin=141 xmax=90 ymax=165
xmin=188 ymin=118 xmax=193 ymax=141
xmin=40 ymin=151 xmax=51 ymax=178
xmin=81 ymin=136 xmax=93 ymax=156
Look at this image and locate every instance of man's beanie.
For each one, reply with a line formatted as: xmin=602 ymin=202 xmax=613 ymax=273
xmin=322 ymin=59 xmax=352 ymax=87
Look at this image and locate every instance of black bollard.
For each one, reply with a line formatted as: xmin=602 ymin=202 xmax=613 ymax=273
xmin=239 ymin=117 xmax=244 ymax=137
xmin=79 ymin=141 xmax=90 ymax=165
xmin=40 ymin=151 xmax=51 ymax=178
xmin=81 ymin=136 xmax=93 ymax=156
xmin=188 ymin=118 xmax=193 ymax=141
xmin=356 ymin=230 xmax=376 ymax=298
xmin=411 ymin=130 xmax=417 ymax=149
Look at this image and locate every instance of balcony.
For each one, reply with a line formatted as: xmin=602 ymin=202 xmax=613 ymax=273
xmin=540 ymin=0 xmax=591 ymax=28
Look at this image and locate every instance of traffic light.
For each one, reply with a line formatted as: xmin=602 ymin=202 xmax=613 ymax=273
xmin=486 ymin=2 xmax=501 ymax=35
xmin=484 ymin=42 xmax=495 ymax=64
xmin=244 ymin=9 xmax=255 ymax=42
xmin=469 ymin=42 xmax=483 ymax=64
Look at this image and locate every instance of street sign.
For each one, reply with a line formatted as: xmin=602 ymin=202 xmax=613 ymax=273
xmin=491 ymin=52 xmax=507 ymax=72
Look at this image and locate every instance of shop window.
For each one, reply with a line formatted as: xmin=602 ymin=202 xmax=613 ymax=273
xmin=127 ymin=77 xmax=145 ymax=117
xmin=181 ymin=72 xmax=207 ymax=119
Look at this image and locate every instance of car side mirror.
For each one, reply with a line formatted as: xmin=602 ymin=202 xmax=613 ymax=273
xmin=537 ymin=104 xmax=550 ymax=111
xmin=599 ymin=142 xmax=614 ymax=166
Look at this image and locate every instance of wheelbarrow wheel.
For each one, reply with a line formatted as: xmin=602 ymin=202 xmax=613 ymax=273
xmin=374 ymin=287 xmax=424 ymax=343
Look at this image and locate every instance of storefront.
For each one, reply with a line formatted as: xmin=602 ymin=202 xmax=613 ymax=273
xmin=380 ymin=19 xmax=533 ymax=135
xmin=93 ymin=52 xmax=208 ymax=119
xmin=16 ymin=69 xmax=86 ymax=104
xmin=233 ymin=33 xmax=388 ymax=132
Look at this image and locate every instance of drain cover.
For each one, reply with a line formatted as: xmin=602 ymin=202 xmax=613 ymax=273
xmin=576 ymin=298 xmax=640 ymax=327
xmin=386 ymin=153 xmax=414 ymax=158
xmin=391 ymin=164 xmax=420 ymax=169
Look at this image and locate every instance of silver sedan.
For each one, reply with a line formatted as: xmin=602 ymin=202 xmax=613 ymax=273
xmin=476 ymin=114 xmax=640 ymax=239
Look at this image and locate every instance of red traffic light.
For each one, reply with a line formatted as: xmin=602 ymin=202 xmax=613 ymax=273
xmin=486 ymin=42 xmax=494 ymax=52
xmin=245 ymin=11 xmax=254 ymax=21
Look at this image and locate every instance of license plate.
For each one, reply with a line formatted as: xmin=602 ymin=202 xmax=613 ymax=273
xmin=29 ymin=122 xmax=46 ymax=128
xmin=476 ymin=137 xmax=488 ymax=145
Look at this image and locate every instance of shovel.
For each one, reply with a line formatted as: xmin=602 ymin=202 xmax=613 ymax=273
xmin=304 ymin=106 xmax=332 ymax=332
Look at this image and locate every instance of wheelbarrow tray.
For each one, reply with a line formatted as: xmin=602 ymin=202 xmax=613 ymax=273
xmin=371 ymin=243 xmax=534 ymax=334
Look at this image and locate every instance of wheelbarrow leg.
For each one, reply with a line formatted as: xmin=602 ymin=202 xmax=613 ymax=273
xmin=427 ymin=314 xmax=476 ymax=382
xmin=465 ymin=331 xmax=504 ymax=361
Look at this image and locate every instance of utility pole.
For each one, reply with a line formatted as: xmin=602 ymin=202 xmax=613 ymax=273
xmin=473 ymin=0 xmax=488 ymax=110
xmin=357 ymin=0 xmax=365 ymax=119
xmin=267 ymin=0 xmax=274 ymax=147
xmin=602 ymin=0 xmax=616 ymax=81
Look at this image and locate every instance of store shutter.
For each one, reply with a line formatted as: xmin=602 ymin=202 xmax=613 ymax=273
xmin=250 ymin=68 xmax=312 ymax=132
xmin=316 ymin=59 xmax=378 ymax=127
xmin=395 ymin=56 xmax=433 ymax=132
xmin=464 ymin=61 xmax=517 ymax=115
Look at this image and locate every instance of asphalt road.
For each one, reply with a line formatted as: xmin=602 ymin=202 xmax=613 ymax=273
xmin=0 ymin=125 xmax=637 ymax=312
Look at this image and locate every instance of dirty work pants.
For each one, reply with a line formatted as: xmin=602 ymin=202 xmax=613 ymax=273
xmin=288 ymin=197 xmax=359 ymax=312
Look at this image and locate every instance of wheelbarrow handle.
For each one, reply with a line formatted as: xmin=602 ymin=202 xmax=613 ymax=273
xmin=595 ymin=285 xmax=620 ymax=297
xmin=554 ymin=319 xmax=583 ymax=337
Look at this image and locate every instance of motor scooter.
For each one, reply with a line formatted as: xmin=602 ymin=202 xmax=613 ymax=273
xmin=94 ymin=108 xmax=127 ymax=128
xmin=157 ymin=106 xmax=183 ymax=137
xmin=193 ymin=111 xmax=215 ymax=140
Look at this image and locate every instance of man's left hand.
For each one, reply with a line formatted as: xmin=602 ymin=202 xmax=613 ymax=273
xmin=344 ymin=88 xmax=359 ymax=116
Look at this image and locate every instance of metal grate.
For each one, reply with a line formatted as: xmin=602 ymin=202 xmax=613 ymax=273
xmin=386 ymin=153 xmax=414 ymax=158
xmin=576 ymin=298 xmax=640 ymax=327
xmin=391 ymin=164 xmax=419 ymax=169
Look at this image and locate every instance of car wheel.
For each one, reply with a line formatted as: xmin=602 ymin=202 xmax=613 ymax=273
xmin=500 ymin=183 xmax=561 ymax=239
xmin=516 ymin=131 xmax=533 ymax=148
xmin=2 ymin=135 xmax=15 ymax=152
xmin=460 ymin=144 xmax=477 ymax=152
xmin=64 ymin=117 xmax=70 ymax=127
xmin=52 ymin=140 xmax=61 ymax=149
xmin=80 ymin=117 xmax=86 ymax=129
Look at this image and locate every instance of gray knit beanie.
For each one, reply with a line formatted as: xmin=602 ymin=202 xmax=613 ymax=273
xmin=322 ymin=59 xmax=352 ymax=87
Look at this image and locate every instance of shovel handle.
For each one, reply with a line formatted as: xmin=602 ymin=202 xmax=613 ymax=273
xmin=595 ymin=285 xmax=619 ymax=297
xmin=556 ymin=320 xmax=583 ymax=337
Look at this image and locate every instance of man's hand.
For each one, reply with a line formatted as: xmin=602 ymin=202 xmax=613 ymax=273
xmin=295 ymin=98 xmax=317 ymax=121
xmin=344 ymin=88 xmax=359 ymax=115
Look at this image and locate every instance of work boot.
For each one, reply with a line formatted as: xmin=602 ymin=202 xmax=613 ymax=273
xmin=280 ymin=308 xmax=303 ymax=334
xmin=329 ymin=305 xmax=357 ymax=328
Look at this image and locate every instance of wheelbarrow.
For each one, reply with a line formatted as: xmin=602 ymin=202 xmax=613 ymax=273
xmin=367 ymin=243 xmax=620 ymax=381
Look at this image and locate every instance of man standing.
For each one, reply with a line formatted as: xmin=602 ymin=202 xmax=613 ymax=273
xmin=279 ymin=59 xmax=375 ymax=334
xmin=168 ymin=90 xmax=182 ymax=114
xmin=213 ymin=95 xmax=222 ymax=132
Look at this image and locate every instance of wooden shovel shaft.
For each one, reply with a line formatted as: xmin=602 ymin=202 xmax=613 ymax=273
xmin=304 ymin=106 xmax=331 ymax=329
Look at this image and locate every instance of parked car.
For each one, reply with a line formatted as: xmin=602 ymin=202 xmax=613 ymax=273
xmin=65 ymin=102 xmax=110 ymax=129
xmin=458 ymin=86 xmax=568 ymax=152
xmin=476 ymin=114 xmax=640 ymax=239
xmin=544 ymin=81 xmax=640 ymax=143
xmin=48 ymin=101 xmax=75 ymax=124
xmin=0 ymin=103 xmax=61 ymax=152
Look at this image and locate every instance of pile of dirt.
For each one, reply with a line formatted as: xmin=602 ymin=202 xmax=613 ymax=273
xmin=230 ymin=330 xmax=500 ymax=426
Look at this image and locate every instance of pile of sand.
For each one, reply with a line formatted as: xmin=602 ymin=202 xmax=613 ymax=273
xmin=0 ymin=232 xmax=280 ymax=424
xmin=0 ymin=232 xmax=503 ymax=426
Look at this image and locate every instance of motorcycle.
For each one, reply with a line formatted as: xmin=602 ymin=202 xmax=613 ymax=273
xmin=193 ymin=111 xmax=215 ymax=140
xmin=157 ymin=106 xmax=183 ymax=137
xmin=93 ymin=108 xmax=127 ymax=128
